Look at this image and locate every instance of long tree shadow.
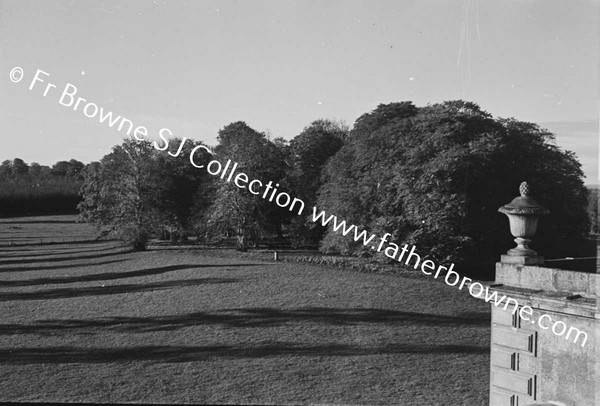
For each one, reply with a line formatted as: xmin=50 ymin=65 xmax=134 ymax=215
xmin=0 ymin=259 xmax=129 ymax=274
xmin=0 ymin=277 xmax=238 ymax=301
xmin=0 ymin=244 xmax=125 ymax=259
xmin=0 ymin=343 xmax=489 ymax=364
xmin=0 ymin=239 xmax=121 ymax=250
xmin=0 ymin=263 xmax=267 ymax=286
xmin=0 ymin=238 xmax=106 ymax=246
xmin=0 ymin=249 xmax=131 ymax=266
xmin=0 ymin=220 xmax=78 ymax=224
xmin=0 ymin=308 xmax=490 ymax=335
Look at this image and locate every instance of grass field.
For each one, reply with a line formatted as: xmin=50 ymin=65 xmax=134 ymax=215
xmin=0 ymin=215 xmax=491 ymax=405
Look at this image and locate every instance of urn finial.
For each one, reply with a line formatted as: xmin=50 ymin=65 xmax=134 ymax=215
xmin=519 ymin=181 xmax=529 ymax=197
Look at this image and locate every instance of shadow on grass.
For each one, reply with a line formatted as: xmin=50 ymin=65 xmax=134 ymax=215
xmin=0 ymin=239 xmax=121 ymax=248
xmin=0 ymin=308 xmax=489 ymax=334
xmin=0 ymin=342 xmax=489 ymax=364
xmin=0 ymin=263 xmax=266 ymax=286
xmin=0 ymin=249 xmax=131 ymax=266
xmin=0 ymin=244 xmax=125 ymax=259
xmin=0 ymin=259 xmax=129 ymax=274
xmin=0 ymin=277 xmax=238 ymax=301
xmin=0 ymin=220 xmax=78 ymax=224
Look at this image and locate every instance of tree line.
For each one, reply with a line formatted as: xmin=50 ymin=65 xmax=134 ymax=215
xmin=3 ymin=100 xmax=594 ymax=272
xmin=0 ymin=158 xmax=85 ymax=215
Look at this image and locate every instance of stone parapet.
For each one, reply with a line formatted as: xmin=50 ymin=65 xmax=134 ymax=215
xmin=495 ymin=262 xmax=598 ymax=298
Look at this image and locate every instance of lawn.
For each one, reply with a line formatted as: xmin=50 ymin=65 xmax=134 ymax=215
xmin=0 ymin=215 xmax=491 ymax=405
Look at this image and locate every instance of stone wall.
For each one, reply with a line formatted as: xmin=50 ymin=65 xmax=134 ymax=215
xmin=484 ymin=263 xmax=599 ymax=406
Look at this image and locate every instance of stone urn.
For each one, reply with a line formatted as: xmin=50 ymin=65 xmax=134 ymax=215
xmin=498 ymin=181 xmax=550 ymax=265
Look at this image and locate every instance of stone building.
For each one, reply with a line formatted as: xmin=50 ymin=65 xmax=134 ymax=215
xmin=482 ymin=183 xmax=599 ymax=406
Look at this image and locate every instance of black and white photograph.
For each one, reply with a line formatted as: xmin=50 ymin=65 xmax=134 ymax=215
xmin=0 ymin=1 xmax=598 ymax=405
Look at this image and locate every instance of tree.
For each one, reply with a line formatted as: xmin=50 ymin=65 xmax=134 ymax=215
xmin=51 ymin=159 xmax=85 ymax=179
xmin=0 ymin=160 xmax=12 ymax=179
xmin=154 ymin=138 xmax=214 ymax=241
xmin=29 ymin=162 xmax=42 ymax=177
xmin=12 ymin=158 xmax=29 ymax=176
xmin=317 ymin=101 xmax=590 ymax=273
xmin=207 ymin=182 xmax=265 ymax=249
xmin=66 ymin=159 xmax=85 ymax=179
xmin=51 ymin=161 xmax=71 ymax=177
xmin=206 ymin=121 xmax=288 ymax=250
xmin=288 ymin=119 xmax=348 ymax=205
xmin=317 ymin=102 xmax=419 ymax=255
xmin=78 ymin=138 xmax=163 ymax=250
xmin=286 ymin=119 xmax=348 ymax=246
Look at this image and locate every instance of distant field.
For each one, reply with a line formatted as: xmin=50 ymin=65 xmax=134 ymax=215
xmin=0 ymin=215 xmax=491 ymax=405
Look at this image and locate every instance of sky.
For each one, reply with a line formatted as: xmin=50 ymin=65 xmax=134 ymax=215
xmin=1 ymin=0 xmax=599 ymax=183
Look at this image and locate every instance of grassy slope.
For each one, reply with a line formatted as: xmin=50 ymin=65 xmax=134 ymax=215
xmin=0 ymin=216 xmax=491 ymax=405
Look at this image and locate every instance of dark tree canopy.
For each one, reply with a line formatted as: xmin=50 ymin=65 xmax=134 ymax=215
xmin=288 ymin=119 xmax=347 ymax=206
xmin=286 ymin=119 xmax=348 ymax=246
xmin=50 ymin=159 xmax=85 ymax=179
xmin=317 ymin=101 xmax=590 ymax=272
xmin=72 ymin=101 xmax=591 ymax=262
xmin=12 ymin=158 xmax=29 ymax=176
xmin=154 ymin=138 xmax=214 ymax=239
